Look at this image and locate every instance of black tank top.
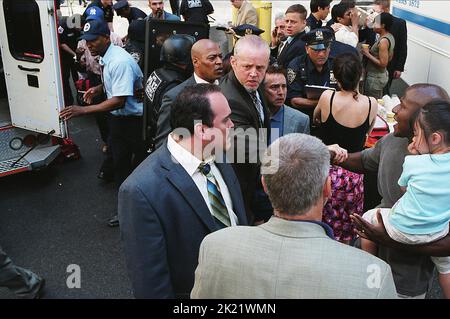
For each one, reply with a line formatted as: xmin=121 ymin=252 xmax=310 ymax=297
xmin=320 ymin=91 xmax=372 ymax=153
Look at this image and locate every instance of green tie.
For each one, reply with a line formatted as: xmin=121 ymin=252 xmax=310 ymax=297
xmin=198 ymin=162 xmax=231 ymax=228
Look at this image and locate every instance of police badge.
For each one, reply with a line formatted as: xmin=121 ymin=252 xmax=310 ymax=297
xmin=287 ymin=68 xmax=297 ymax=85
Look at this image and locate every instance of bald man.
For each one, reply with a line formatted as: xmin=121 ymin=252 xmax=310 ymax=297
xmin=155 ymin=39 xmax=224 ymax=148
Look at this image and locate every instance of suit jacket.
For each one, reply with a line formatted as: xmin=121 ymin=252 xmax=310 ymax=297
xmin=283 ymin=105 xmax=310 ymax=135
xmin=118 ymin=144 xmax=248 ymax=298
xmin=388 ymin=16 xmax=407 ymax=75
xmin=155 ymin=75 xmax=197 ymax=149
xmin=191 ymin=217 xmax=398 ymax=299
xmin=234 ymin=0 xmax=258 ymax=26
xmin=219 ymin=70 xmax=270 ymax=222
xmin=277 ymin=31 xmax=306 ymax=69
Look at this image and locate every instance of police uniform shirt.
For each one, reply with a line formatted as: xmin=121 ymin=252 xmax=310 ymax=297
xmin=306 ymin=14 xmax=323 ymax=31
xmin=84 ymin=0 xmax=114 ymax=23
xmin=127 ymin=7 xmax=147 ymax=23
xmin=179 ymin=0 xmax=213 ymax=24
xmin=100 ymin=44 xmax=144 ymax=116
xmin=58 ymin=20 xmax=80 ymax=63
xmin=286 ymin=54 xmax=335 ymax=105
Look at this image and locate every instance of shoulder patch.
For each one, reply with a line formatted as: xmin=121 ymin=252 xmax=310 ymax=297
xmin=287 ymin=68 xmax=297 ymax=85
xmin=145 ymin=72 xmax=162 ymax=103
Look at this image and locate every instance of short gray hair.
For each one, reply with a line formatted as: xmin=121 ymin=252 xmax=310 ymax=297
xmin=262 ymin=134 xmax=330 ymax=215
xmin=274 ymin=12 xmax=285 ymax=23
xmin=234 ymin=35 xmax=270 ymax=58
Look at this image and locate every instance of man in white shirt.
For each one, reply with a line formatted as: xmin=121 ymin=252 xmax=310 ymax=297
xmin=118 ymin=84 xmax=248 ymax=298
xmin=155 ymin=39 xmax=224 ymax=148
xmin=330 ymin=2 xmax=359 ymax=47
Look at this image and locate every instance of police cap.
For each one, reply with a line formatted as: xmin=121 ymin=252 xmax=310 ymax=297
xmin=232 ymin=24 xmax=265 ymax=38
xmin=85 ymin=6 xmax=105 ymax=22
xmin=80 ymin=19 xmax=110 ymax=41
xmin=113 ymin=0 xmax=129 ymax=12
xmin=301 ymin=28 xmax=333 ymax=50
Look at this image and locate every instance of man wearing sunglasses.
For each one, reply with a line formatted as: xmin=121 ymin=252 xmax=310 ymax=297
xmin=286 ymin=28 xmax=337 ymax=127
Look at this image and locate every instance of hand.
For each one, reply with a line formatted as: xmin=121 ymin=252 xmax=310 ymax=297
xmin=83 ymin=86 xmax=102 ymax=105
xmin=361 ymin=46 xmax=370 ymax=56
xmin=350 ymin=8 xmax=360 ymax=26
xmin=271 ymin=28 xmax=279 ymax=47
xmin=59 ymin=105 xmax=86 ymax=121
xmin=134 ymin=88 xmax=144 ymax=103
xmin=350 ymin=210 xmax=395 ymax=246
xmin=407 ymin=137 xmax=420 ymax=155
xmin=330 ymin=23 xmax=343 ymax=33
xmin=393 ymin=70 xmax=402 ymax=79
xmin=327 ymin=144 xmax=348 ymax=164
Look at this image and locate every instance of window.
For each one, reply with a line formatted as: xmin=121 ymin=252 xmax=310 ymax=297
xmin=3 ymin=0 xmax=44 ymax=63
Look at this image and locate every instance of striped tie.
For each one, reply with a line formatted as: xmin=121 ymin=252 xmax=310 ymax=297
xmin=198 ymin=162 xmax=231 ymax=228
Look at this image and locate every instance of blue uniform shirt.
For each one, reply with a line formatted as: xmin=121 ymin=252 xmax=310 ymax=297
xmin=286 ymin=54 xmax=335 ymax=105
xmin=100 ymin=44 xmax=144 ymax=116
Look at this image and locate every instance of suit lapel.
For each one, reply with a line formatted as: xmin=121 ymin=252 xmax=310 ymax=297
xmin=229 ymin=71 xmax=262 ymax=127
xmin=215 ymin=162 xmax=248 ymax=225
xmin=160 ymin=146 xmax=217 ymax=232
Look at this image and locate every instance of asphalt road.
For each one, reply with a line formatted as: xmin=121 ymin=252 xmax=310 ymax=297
xmin=0 ymin=115 xmax=133 ymax=298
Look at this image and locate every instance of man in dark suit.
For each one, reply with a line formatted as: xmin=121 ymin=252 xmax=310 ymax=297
xmin=374 ymin=0 xmax=407 ymax=95
xmin=155 ymin=39 xmax=224 ymax=148
xmin=119 ymin=84 xmax=248 ymax=298
xmin=277 ymin=4 xmax=308 ymax=68
xmin=220 ymin=35 xmax=270 ymax=224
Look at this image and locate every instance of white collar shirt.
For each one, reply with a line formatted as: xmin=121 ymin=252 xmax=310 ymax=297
xmin=167 ymin=134 xmax=238 ymax=226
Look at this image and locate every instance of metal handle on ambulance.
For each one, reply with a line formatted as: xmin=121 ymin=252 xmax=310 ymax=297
xmin=18 ymin=65 xmax=40 ymax=72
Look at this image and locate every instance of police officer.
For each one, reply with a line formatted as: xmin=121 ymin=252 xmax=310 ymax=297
xmin=58 ymin=16 xmax=81 ymax=106
xmin=286 ymin=28 xmax=337 ymax=126
xmin=144 ymin=34 xmax=195 ymax=146
xmin=60 ymin=19 xmax=147 ymax=227
xmin=113 ymin=0 xmax=147 ymax=24
xmin=179 ymin=0 xmax=214 ymax=25
xmin=83 ymin=0 xmax=114 ymax=31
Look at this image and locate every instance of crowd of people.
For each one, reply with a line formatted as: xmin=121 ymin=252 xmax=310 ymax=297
xmin=2 ymin=0 xmax=450 ymax=300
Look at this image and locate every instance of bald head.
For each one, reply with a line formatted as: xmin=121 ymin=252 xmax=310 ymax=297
xmin=408 ymin=83 xmax=450 ymax=106
xmin=392 ymin=83 xmax=449 ymax=138
xmin=191 ymin=39 xmax=224 ymax=83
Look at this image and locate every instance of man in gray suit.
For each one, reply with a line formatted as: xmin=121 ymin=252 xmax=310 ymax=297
xmin=155 ymin=39 xmax=224 ymax=148
xmin=191 ymin=134 xmax=397 ymax=299
xmin=263 ymin=64 xmax=310 ymax=142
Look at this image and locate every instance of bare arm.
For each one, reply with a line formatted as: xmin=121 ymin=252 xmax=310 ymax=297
xmin=362 ymin=38 xmax=390 ymax=68
xmin=290 ymin=97 xmax=318 ymax=110
xmin=352 ymin=212 xmax=450 ymax=257
xmin=60 ymin=96 xmax=126 ymax=120
xmin=339 ymin=151 xmax=366 ymax=173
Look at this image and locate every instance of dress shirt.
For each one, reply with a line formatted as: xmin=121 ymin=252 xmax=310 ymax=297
xmin=167 ymin=134 xmax=238 ymax=226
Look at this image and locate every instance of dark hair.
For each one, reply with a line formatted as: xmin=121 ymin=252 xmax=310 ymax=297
xmin=414 ymin=100 xmax=450 ymax=148
xmin=285 ymin=4 xmax=307 ymax=20
xmin=379 ymin=12 xmax=393 ymax=31
xmin=333 ymin=53 xmax=362 ymax=99
xmin=331 ymin=2 xmax=350 ymax=22
xmin=310 ymin=0 xmax=332 ymax=13
xmin=374 ymin=0 xmax=391 ymax=10
xmin=170 ymin=84 xmax=220 ymax=134
xmin=265 ymin=64 xmax=286 ymax=78
xmin=340 ymin=0 xmax=356 ymax=8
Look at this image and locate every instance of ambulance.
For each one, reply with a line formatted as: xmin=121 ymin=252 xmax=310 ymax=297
xmin=0 ymin=0 xmax=66 ymax=177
